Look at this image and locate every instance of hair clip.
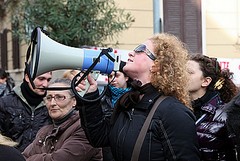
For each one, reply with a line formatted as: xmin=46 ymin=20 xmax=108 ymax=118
xmin=214 ymin=78 xmax=225 ymax=90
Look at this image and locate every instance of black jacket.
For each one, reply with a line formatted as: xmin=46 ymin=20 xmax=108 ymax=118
xmin=193 ymin=91 xmax=237 ymax=161
xmin=225 ymin=92 xmax=240 ymax=161
xmin=101 ymin=88 xmax=114 ymax=117
xmin=101 ymin=88 xmax=115 ymax=161
xmin=0 ymin=85 xmax=51 ymax=151
xmin=80 ymin=85 xmax=200 ymax=161
xmin=0 ymin=144 xmax=25 ymax=161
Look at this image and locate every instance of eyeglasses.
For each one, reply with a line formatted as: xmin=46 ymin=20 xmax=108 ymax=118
xmin=44 ymin=95 xmax=73 ymax=102
xmin=134 ymin=44 xmax=156 ymax=61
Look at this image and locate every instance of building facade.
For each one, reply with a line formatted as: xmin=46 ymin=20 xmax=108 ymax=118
xmin=1 ymin=0 xmax=240 ymax=84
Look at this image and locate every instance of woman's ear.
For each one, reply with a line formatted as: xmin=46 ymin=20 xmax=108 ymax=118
xmin=202 ymin=76 xmax=212 ymax=87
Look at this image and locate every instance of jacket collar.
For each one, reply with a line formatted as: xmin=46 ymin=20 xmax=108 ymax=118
xmin=200 ymin=92 xmax=222 ymax=114
xmin=45 ymin=111 xmax=79 ymax=138
xmin=134 ymin=84 xmax=161 ymax=110
xmin=13 ymin=85 xmax=45 ymax=109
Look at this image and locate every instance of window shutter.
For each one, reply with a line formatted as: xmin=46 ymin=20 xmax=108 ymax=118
xmin=1 ymin=29 xmax=8 ymax=69
xmin=163 ymin=0 xmax=202 ymax=53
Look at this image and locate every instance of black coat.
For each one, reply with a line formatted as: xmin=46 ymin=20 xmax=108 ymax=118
xmin=225 ymin=92 xmax=240 ymax=161
xmin=194 ymin=92 xmax=236 ymax=161
xmin=80 ymin=85 xmax=200 ymax=161
xmin=0 ymin=144 xmax=25 ymax=161
xmin=0 ymin=86 xmax=51 ymax=151
xmin=101 ymin=88 xmax=115 ymax=161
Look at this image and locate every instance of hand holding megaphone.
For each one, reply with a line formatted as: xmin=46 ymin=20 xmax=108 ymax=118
xmin=74 ymin=72 xmax=98 ymax=95
xmin=86 ymin=74 xmax=99 ymax=93
xmin=73 ymin=71 xmax=99 ymax=97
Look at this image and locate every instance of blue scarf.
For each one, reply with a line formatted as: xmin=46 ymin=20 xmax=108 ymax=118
xmin=108 ymin=85 xmax=131 ymax=107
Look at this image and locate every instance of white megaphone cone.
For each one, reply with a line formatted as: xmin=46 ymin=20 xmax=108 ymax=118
xmin=25 ymin=27 xmax=121 ymax=82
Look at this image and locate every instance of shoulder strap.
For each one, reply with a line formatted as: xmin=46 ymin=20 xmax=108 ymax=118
xmin=130 ymin=95 xmax=168 ymax=161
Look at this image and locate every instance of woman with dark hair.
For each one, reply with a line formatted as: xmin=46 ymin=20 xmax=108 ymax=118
xmin=187 ymin=53 xmax=239 ymax=161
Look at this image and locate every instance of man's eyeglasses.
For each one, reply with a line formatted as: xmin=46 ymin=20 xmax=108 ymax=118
xmin=44 ymin=95 xmax=73 ymax=102
xmin=134 ymin=44 xmax=156 ymax=61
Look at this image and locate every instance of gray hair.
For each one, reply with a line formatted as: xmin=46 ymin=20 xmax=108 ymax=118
xmin=49 ymin=78 xmax=75 ymax=97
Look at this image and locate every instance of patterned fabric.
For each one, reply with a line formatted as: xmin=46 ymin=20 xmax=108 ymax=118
xmin=108 ymin=85 xmax=131 ymax=106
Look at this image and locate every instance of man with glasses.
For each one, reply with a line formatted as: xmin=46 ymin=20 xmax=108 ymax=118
xmin=0 ymin=70 xmax=52 ymax=152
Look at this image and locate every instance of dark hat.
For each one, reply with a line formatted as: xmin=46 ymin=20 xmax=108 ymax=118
xmin=0 ymin=69 xmax=8 ymax=79
xmin=119 ymin=61 xmax=126 ymax=75
xmin=119 ymin=61 xmax=133 ymax=87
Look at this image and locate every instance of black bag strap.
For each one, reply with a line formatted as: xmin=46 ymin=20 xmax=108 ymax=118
xmin=130 ymin=95 xmax=167 ymax=161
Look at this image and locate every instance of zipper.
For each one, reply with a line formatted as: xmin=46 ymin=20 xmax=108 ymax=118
xmin=130 ymin=108 xmax=134 ymax=120
xmin=159 ymin=120 xmax=177 ymax=160
xmin=115 ymin=109 xmax=134 ymax=161
xmin=31 ymin=110 xmax=34 ymax=121
xmin=29 ymin=109 xmax=35 ymax=140
xmin=115 ymin=120 xmax=127 ymax=161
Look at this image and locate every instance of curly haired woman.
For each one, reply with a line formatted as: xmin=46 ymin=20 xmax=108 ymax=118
xmin=78 ymin=33 xmax=200 ymax=161
xmin=187 ymin=53 xmax=238 ymax=161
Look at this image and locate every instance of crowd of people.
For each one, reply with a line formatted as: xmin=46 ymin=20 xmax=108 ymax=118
xmin=1 ymin=32 xmax=240 ymax=161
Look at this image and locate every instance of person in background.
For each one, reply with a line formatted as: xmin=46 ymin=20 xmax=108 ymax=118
xmin=0 ymin=68 xmax=15 ymax=97
xmin=0 ymin=133 xmax=25 ymax=161
xmin=0 ymin=71 xmax=52 ymax=152
xmin=187 ymin=53 xmax=239 ymax=161
xmin=23 ymin=78 xmax=102 ymax=161
xmin=102 ymin=61 xmax=132 ymax=116
xmin=225 ymin=89 xmax=240 ymax=161
xmin=78 ymin=33 xmax=200 ymax=161
xmin=62 ymin=69 xmax=80 ymax=80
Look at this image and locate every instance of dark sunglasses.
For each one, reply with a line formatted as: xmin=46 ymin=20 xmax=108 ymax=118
xmin=134 ymin=44 xmax=156 ymax=61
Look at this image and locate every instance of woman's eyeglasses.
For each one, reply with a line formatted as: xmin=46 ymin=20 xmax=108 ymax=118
xmin=45 ymin=95 xmax=73 ymax=102
xmin=134 ymin=44 xmax=156 ymax=61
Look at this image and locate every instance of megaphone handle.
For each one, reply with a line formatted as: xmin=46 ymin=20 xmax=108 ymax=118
xmin=76 ymin=71 xmax=100 ymax=97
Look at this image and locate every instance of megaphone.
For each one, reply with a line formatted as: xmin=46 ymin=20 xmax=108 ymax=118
xmin=25 ymin=27 xmax=121 ymax=82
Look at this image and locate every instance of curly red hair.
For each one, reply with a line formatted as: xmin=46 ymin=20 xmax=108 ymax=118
xmin=150 ymin=33 xmax=191 ymax=109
